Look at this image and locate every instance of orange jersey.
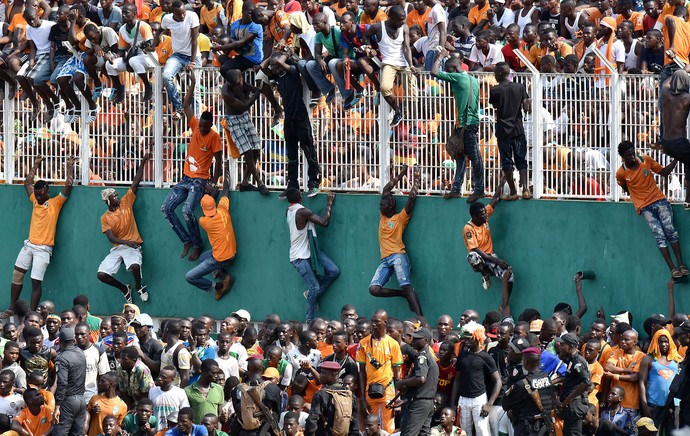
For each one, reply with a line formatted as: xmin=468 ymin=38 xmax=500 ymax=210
xmin=149 ymin=6 xmax=166 ymax=22
xmin=355 ymin=334 xmax=403 ymax=389
xmin=156 ymin=34 xmax=173 ymax=64
xmin=468 ymin=2 xmax=490 ymax=29
xmin=616 ymin=11 xmax=643 ymax=32
xmin=616 ymin=155 xmax=666 ymax=214
xmin=184 ymin=116 xmax=223 ymax=180
xmin=200 ymin=2 xmax=224 ymax=28
xmin=663 ymin=15 xmax=690 ymax=64
xmin=406 ymin=8 xmax=430 ymax=34
xmin=28 ymin=193 xmax=67 ymax=246
xmin=378 ymin=209 xmax=410 ymax=259
xmin=199 ymin=196 xmax=237 ymax=262
xmin=14 ymin=404 xmax=53 ymax=436
xmin=463 ymin=204 xmax=494 ymax=254
xmin=360 ymin=8 xmax=388 ymax=24
xmin=100 ymin=189 xmax=143 ymax=245
xmin=607 ymin=349 xmax=645 ymax=410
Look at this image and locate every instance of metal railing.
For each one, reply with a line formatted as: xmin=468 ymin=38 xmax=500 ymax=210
xmin=0 ymin=61 xmax=683 ymax=202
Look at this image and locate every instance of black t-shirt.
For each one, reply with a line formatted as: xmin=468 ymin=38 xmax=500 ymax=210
xmin=488 ymin=345 xmax=510 ymax=403
xmin=277 ymin=65 xmax=309 ymax=121
xmin=455 ymin=350 xmax=497 ymax=398
xmin=489 ymin=81 xmax=528 ymax=139
xmin=48 ymin=24 xmax=71 ymax=58
xmin=322 ymin=353 xmax=359 ymax=382
xmin=141 ymin=337 xmax=163 ymax=362
xmin=540 ymin=10 xmax=561 ymax=33
xmin=560 ymin=353 xmax=591 ymax=401
xmin=405 ymin=347 xmax=439 ymax=399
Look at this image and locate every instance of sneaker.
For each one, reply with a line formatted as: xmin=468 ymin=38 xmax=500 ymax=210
xmin=309 ymin=96 xmax=320 ymax=108
xmin=325 ymin=88 xmax=336 ymax=104
xmin=123 ymin=285 xmax=133 ymax=304
xmin=92 ymin=86 xmax=103 ymax=101
xmin=110 ymin=88 xmax=124 ymax=105
xmin=137 ymin=285 xmax=149 ymax=302
xmin=258 ymin=185 xmax=270 ymax=196
xmin=278 ymin=189 xmax=289 ymax=200
xmin=305 ymin=186 xmax=319 ymax=197
xmin=347 ymin=92 xmax=362 ymax=109
xmin=142 ymin=85 xmax=153 ymax=102
xmin=391 ymin=111 xmax=403 ymax=127
xmin=215 ymin=275 xmax=234 ymax=301
xmin=303 ymin=291 xmax=319 ymax=311
xmin=64 ymin=107 xmax=76 ymax=123
xmin=481 ymin=275 xmax=491 ymax=290
xmin=172 ymin=109 xmax=184 ymax=121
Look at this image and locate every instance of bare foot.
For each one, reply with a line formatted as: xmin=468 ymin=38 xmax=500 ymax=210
xmin=180 ymin=242 xmax=193 ymax=258
xmin=467 ymin=192 xmax=484 ymax=203
xmin=188 ymin=246 xmax=203 ymax=261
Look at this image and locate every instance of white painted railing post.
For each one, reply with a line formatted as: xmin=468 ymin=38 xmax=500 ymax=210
xmin=4 ymin=81 xmax=14 ymax=184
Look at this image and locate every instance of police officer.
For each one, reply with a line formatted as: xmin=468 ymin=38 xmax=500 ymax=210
xmin=397 ymin=327 xmax=439 ymax=436
xmin=503 ymin=347 xmax=555 ymax=436
xmin=52 ymin=326 xmax=87 ymax=436
xmin=506 ymin=337 xmax=530 ymax=385
xmin=305 ymin=361 xmax=359 ymax=436
xmin=555 ymin=333 xmax=591 ymax=436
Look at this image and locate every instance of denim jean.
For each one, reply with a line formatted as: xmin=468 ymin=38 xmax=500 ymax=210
xmin=161 ymin=176 xmax=207 ymax=248
xmin=327 ymin=57 xmax=353 ymax=101
xmin=641 ymin=198 xmax=679 ymax=248
xmin=370 ymin=253 xmax=412 ymax=287
xmin=162 ymin=53 xmax=201 ymax=111
xmin=305 ymin=58 xmax=336 ymax=96
xmin=452 ymin=124 xmax=484 ymax=194
xmin=424 ymin=50 xmax=438 ymax=71
xmin=185 ymin=250 xmax=232 ymax=292
xmin=291 ymin=251 xmax=339 ymax=322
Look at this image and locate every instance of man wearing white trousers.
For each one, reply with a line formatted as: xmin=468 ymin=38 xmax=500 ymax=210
xmin=106 ymin=4 xmax=158 ymax=102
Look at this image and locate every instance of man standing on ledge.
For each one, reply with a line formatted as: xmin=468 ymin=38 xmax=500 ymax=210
xmin=2 ymin=156 xmax=75 ymax=319
xmin=616 ymin=140 xmax=688 ymax=279
xmin=97 ymin=154 xmax=152 ymax=304
xmin=368 ymin=165 xmax=423 ymax=317
xmin=161 ymin=74 xmax=223 ymax=263
xmin=52 ymin=326 xmax=86 ymax=436
xmin=285 ymin=188 xmax=339 ymax=324
xmin=660 ymin=69 xmax=690 ymax=208
xmin=186 ymin=161 xmax=235 ymax=301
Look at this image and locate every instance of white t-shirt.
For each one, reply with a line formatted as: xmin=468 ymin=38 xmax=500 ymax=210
xmin=413 ymin=35 xmax=428 ymax=56
xmin=492 ymin=8 xmax=515 ymax=28
xmin=279 ymin=411 xmax=308 ymax=429
xmin=26 ymin=20 xmax=55 ymax=55
xmin=229 ymin=342 xmax=248 ymax=371
xmin=286 ymin=348 xmax=322 ymax=372
xmin=84 ymin=26 xmax=119 ymax=51
xmin=469 ymin=43 xmax=505 ymax=67
xmin=161 ymin=12 xmax=200 ymax=56
xmin=215 ymin=354 xmax=240 ymax=380
xmin=149 ymin=386 xmax=190 ymax=432
xmin=83 ymin=345 xmax=110 ymax=403
xmin=0 ymin=393 xmax=25 ymax=419
xmin=425 ymin=3 xmax=446 ymax=53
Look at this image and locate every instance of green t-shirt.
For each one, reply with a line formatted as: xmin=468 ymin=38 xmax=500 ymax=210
xmin=436 ymin=70 xmax=479 ymax=127
xmin=315 ymin=26 xmax=342 ymax=58
xmin=184 ymin=382 xmax=224 ymax=420
xmin=121 ymin=413 xmax=158 ymax=436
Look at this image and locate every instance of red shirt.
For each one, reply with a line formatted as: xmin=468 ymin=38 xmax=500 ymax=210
xmin=437 ymin=362 xmax=457 ymax=396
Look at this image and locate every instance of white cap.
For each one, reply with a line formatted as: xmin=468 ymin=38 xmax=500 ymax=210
xmin=231 ymin=309 xmax=251 ymax=323
xmin=131 ymin=313 xmax=154 ymax=327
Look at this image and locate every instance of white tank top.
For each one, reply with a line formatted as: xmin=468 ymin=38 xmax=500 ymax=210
xmin=517 ymin=6 xmax=537 ymax=37
xmin=378 ymin=21 xmax=408 ymax=67
xmin=624 ymin=39 xmax=640 ymax=70
xmin=287 ymin=203 xmax=314 ymax=262
xmin=563 ymin=11 xmax=583 ymax=39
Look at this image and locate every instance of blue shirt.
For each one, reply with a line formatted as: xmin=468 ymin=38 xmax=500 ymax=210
xmin=188 ymin=346 xmax=218 ymax=384
xmin=165 ymin=424 xmax=208 ymax=436
xmin=230 ymin=20 xmax=263 ymax=64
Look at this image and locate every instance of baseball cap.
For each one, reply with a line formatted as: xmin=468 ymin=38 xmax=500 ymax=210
xmin=410 ymin=328 xmax=433 ymax=341
xmin=518 ymin=308 xmax=541 ymax=323
xmin=131 ymin=313 xmax=154 ymax=327
xmin=611 ymin=312 xmax=630 ymax=323
xmin=636 ymin=417 xmax=658 ymax=432
xmin=676 ymin=321 xmax=690 ymax=335
xmin=529 ymin=319 xmax=543 ymax=333
xmin=509 ymin=337 xmax=529 ymax=354
xmin=522 ymin=347 xmax=541 ymax=355
xmin=200 ymin=195 xmax=217 ymax=217
xmin=646 ymin=313 xmax=672 ymax=326
xmin=262 ymin=367 xmax=280 ymax=380
xmin=320 ymin=361 xmax=342 ymax=371
xmin=231 ymin=309 xmax=251 ymax=323
xmin=59 ymin=326 xmax=75 ymax=342
xmin=555 ymin=333 xmax=579 ymax=347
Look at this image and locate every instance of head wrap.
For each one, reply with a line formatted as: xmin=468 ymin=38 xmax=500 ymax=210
xmin=647 ymin=328 xmax=682 ymax=363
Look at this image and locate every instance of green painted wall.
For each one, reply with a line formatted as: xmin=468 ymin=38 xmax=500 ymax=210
xmin=0 ymin=185 xmax=686 ymax=329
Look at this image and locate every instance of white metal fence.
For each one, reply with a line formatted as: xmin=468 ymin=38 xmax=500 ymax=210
xmin=0 ymin=63 xmax=683 ymax=202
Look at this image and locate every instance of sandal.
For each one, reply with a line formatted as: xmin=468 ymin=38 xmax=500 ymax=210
xmin=501 ymin=194 xmax=519 ymax=201
xmin=522 ymin=189 xmax=533 ymax=200
xmin=64 ymin=107 xmax=76 ymax=123
xmin=672 ymin=269 xmax=683 ymax=279
xmin=680 ymin=265 xmax=690 ymax=276
xmin=85 ymin=107 xmax=98 ymax=124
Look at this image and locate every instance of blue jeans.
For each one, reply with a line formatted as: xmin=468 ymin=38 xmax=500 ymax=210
xmin=291 ymin=251 xmax=340 ymax=322
xmin=641 ymin=198 xmax=679 ymax=248
xmin=185 ymin=250 xmax=233 ymax=292
xmin=452 ymin=124 xmax=484 ymax=194
xmin=328 ymin=58 xmax=353 ymax=101
xmin=424 ymin=50 xmax=438 ymax=71
xmin=370 ymin=253 xmax=412 ymax=287
xmin=161 ymin=176 xmax=207 ymax=248
xmin=305 ymin=58 xmax=336 ymax=96
xmin=497 ymin=134 xmax=528 ymax=172
xmin=162 ymin=53 xmax=201 ymax=111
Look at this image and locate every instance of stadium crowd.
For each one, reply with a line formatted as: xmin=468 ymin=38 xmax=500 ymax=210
xmin=0 ymin=290 xmax=685 ymax=436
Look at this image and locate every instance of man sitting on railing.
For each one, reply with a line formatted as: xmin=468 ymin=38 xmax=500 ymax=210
xmin=105 ymin=4 xmax=157 ymax=103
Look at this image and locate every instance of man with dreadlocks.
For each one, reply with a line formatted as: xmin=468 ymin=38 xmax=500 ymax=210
xmin=96 ymin=154 xmax=152 ymax=304
xmin=451 ymin=321 xmax=502 ymax=436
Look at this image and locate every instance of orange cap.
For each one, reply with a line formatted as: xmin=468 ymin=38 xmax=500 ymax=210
xmin=200 ymin=195 xmax=217 ymax=217
xmin=529 ymin=319 xmax=544 ymax=333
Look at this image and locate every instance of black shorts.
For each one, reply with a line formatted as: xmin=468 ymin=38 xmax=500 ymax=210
xmin=661 ymin=137 xmax=690 ymax=166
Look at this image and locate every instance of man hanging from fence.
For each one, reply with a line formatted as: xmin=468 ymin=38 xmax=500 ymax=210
xmin=162 ymin=73 xmax=223 ymax=262
xmin=221 ymin=69 xmax=270 ymax=195
xmin=105 ymin=4 xmax=157 ymax=103
xmin=368 ymin=165 xmax=424 ymax=317
xmin=1 ymin=156 xmax=74 ymax=319
xmin=660 ymin=69 xmax=690 ymax=207
xmin=97 ymin=153 xmax=152 ymax=304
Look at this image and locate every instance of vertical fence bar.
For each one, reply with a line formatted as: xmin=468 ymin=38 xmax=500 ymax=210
xmin=610 ymin=72 xmax=622 ymax=202
xmin=154 ymin=65 xmax=164 ymax=188
xmin=3 ymin=82 xmax=14 ymax=184
xmin=379 ymin=97 xmax=390 ymax=191
xmin=79 ymin=96 xmax=90 ymax=186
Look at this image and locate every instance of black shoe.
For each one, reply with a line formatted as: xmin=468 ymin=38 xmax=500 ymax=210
xmin=391 ymin=111 xmax=403 ymax=127
xmin=239 ymin=184 xmax=259 ymax=192
xmin=143 ymin=85 xmax=153 ymax=102
xmin=258 ymin=185 xmax=270 ymax=196
xmin=278 ymin=189 xmax=289 ymax=200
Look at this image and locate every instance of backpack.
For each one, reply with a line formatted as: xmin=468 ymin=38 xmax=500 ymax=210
xmin=322 ymin=387 xmax=353 ymax=436
xmin=238 ymin=381 xmax=269 ymax=431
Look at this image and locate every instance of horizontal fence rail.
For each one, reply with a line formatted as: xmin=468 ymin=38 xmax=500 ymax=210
xmin=0 ymin=67 xmax=683 ymax=202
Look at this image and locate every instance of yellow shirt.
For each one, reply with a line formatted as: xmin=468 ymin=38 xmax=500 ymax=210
xmin=100 ymin=189 xmax=143 ymax=245
xmin=199 ymin=197 xmax=237 ymax=262
xmin=378 ymin=209 xmax=410 ymax=259
xmin=149 ymin=7 xmax=166 ymax=23
xmin=86 ymin=395 xmax=127 ymax=436
xmin=356 ymin=334 xmax=403 ymax=391
xmin=28 ymin=193 xmax=67 ymax=246
xmin=463 ymin=205 xmax=494 ymax=254
xmin=156 ymin=34 xmax=173 ymax=64
xmin=200 ymin=2 xmax=223 ymax=28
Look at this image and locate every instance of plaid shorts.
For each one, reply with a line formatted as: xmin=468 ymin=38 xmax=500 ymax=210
xmin=225 ymin=113 xmax=261 ymax=155
xmin=18 ymin=53 xmax=52 ymax=84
